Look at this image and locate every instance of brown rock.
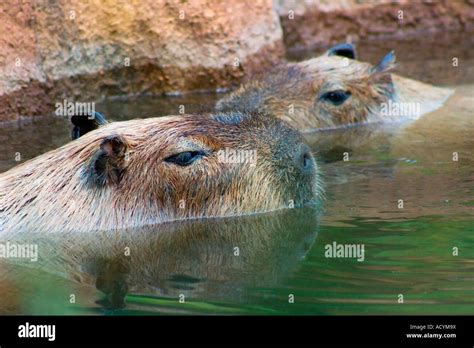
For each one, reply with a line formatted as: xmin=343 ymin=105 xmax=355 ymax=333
xmin=0 ymin=3 xmax=51 ymax=121
xmin=0 ymin=0 xmax=284 ymax=121
xmin=275 ymin=0 xmax=474 ymax=52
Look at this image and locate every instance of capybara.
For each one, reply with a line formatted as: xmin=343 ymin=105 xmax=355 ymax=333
xmin=0 ymin=112 xmax=321 ymax=234
xmin=0 ymin=207 xmax=319 ymax=313
xmin=216 ymin=43 xmax=453 ymax=131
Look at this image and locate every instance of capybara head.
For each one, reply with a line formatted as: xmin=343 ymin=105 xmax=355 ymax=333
xmin=0 ymin=112 xmax=321 ymax=234
xmin=216 ymin=43 xmax=398 ymax=130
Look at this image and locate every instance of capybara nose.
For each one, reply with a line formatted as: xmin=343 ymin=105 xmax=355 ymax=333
xmin=294 ymin=143 xmax=314 ymax=174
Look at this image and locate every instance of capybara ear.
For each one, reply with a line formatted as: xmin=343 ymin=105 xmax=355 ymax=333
xmin=88 ymin=135 xmax=129 ymax=186
xmin=370 ymin=51 xmax=396 ymax=75
xmin=326 ymin=43 xmax=357 ymax=60
xmin=71 ymin=111 xmax=108 ymax=140
xmin=368 ymin=51 xmax=396 ymax=90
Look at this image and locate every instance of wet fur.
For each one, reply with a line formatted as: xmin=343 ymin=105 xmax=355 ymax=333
xmin=0 ymin=113 xmax=321 ymax=234
xmin=216 ymin=53 xmax=453 ymax=130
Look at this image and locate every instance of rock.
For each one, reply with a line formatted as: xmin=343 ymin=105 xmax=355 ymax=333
xmin=0 ymin=3 xmax=50 ymax=121
xmin=0 ymin=0 xmax=284 ymax=121
xmin=275 ymin=0 xmax=474 ymax=52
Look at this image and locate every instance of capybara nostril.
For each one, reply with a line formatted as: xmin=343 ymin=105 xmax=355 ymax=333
xmin=303 ymin=150 xmax=312 ymax=170
xmin=295 ymin=144 xmax=314 ymax=174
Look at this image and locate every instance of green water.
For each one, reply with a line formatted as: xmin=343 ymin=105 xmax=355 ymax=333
xmin=0 ymin=33 xmax=473 ymax=315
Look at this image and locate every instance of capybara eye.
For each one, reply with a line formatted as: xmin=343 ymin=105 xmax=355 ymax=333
xmin=164 ymin=151 xmax=206 ymax=166
xmin=320 ymin=90 xmax=351 ymax=106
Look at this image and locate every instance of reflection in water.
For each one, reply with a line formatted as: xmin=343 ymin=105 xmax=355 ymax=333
xmin=319 ymin=85 xmax=473 ymax=220
xmin=0 ymin=32 xmax=472 ymax=315
xmin=0 ymin=207 xmax=320 ymax=313
xmin=304 ymin=121 xmax=401 ymax=164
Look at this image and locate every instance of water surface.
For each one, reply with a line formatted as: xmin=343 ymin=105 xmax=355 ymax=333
xmin=0 ymin=32 xmax=473 ymax=315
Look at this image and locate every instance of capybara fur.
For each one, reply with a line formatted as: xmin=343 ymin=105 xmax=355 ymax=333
xmin=216 ymin=43 xmax=453 ymax=131
xmin=0 ymin=112 xmax=320 ymax=234
xmin=0 ymin=207 xmax=319 ymax=312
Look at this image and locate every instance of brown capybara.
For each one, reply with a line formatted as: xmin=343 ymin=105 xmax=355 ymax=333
xmin=0 ymin=207 xmax=319 ymax=313
xmin=0 ymin=112 xmax=321 ymax=234
xmin=216 ymin=43 xmax=453 ymax=131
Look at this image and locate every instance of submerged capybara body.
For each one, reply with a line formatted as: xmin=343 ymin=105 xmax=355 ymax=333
xmin=216 ymin=44 xmax=453 ymax=131
xmin=0 ymin=112 xmax=320 ymax=234
xmin=0 ymin=207 xmax=320 ymax=313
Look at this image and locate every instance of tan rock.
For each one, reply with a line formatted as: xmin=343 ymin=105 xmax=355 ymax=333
xmin=0 ymin=0 xmax=284 ymax=121
xmin=0 ymin=2 xmax=50 ymax=121
xmin=275 ymin=0 xmax=474 ymax=52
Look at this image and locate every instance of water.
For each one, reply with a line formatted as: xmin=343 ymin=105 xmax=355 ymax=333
xmin=0 ymin=32 xmax=473 ymax=315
